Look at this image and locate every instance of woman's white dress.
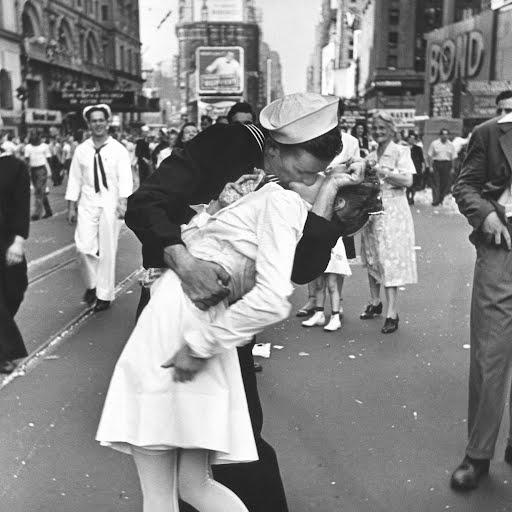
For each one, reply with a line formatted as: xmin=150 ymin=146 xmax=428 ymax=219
xmin=96 ymin=183 xmax=309 ymax=464
xmin=360 ymin=141 xmax=418 ymax=287
xmin=324 ymin=237 xmax=352 ymax=276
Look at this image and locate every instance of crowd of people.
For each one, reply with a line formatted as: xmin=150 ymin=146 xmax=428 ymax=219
xmin=2 ymin=89 xmax=512 ymax=510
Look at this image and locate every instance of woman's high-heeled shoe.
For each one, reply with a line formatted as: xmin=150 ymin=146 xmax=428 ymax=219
xmin=360 ymin=302 xmax=383 ymax=319
xmin=381 ymin=315 xmax=399 ymax=334
xmin=296 ymin=303 xmax=316 ymax=317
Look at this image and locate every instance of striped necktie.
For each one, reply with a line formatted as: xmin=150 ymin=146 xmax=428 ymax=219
xmin=93 ymin=144 xmax=109 ymax=193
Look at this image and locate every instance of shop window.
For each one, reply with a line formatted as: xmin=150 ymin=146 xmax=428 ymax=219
xmin=0 ymin=70 xmax=13 ymax=110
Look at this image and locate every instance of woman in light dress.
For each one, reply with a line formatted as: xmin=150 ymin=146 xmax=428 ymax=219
xmin=359 ymin=112 xmax=418 ymax=334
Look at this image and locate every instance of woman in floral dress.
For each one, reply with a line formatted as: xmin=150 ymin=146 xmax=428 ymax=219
xmin=360 ymin=112 xmax=418 ymax=334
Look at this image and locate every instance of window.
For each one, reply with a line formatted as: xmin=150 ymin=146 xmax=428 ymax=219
xmin=388 ymin=31 xmax=398 ymax=48
xmin=389 ymin=8 xmax=400 ymax=24
xmin=127 ymin=49 xmax=132 ymax=74
xmin=27 ymin=79 xmax=42 ymax=108
xmin=0 ymin=70 xmax=13 ymax=109
xmin=387 ymin=54 xmax=398 ymax=69
xmin=120 ymin=45 xmax=125 ymax=70
xmin=101 ymin=5 xmax=109 ymax=21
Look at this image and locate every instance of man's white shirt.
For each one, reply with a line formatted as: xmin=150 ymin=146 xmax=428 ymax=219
xmin=65 ymin=136 xmax=133 ymax=208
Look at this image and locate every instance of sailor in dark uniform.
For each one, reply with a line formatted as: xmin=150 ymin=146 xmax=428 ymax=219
xmin=125 ymin=93 xmax=353 ymax=512
xmin=0 ymin=144 xmax=30 ymax=374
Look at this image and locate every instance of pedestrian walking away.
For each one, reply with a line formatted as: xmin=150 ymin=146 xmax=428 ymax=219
xmin=428 ymin=128 xmax=456 ymax=206
xmin=0 ymin=146 xmax=30 ymax=374
xmin=65 ymin=104 xmax=133 ymax=312
xmin=24 ymin=133 xmax=53 ymax=220
xmin=451 ymin=90 xmax=512 ymax=491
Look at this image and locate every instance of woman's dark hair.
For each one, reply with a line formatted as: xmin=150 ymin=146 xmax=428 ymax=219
xmin=175 ymin=122 xmax=197 ymax=149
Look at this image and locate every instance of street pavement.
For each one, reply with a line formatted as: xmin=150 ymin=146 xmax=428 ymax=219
xmin=2 ymin=191 xmax=512 ymax=512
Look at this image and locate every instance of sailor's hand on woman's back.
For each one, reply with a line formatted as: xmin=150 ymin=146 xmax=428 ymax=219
xmin=163 ymin=244 xmax=231 ymax=311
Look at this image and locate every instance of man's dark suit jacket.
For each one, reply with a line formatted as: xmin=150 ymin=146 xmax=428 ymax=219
xmin=453 ymin=117 xmax=512 ymax=246
xmin=125 ymin=123 xmax=340 ymax=284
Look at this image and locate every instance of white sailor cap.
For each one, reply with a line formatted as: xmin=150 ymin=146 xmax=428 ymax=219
xmin=82 ymin=104 xmax=112 ymax=122
xmin=259 ymin=93 xmax=339 ymax=144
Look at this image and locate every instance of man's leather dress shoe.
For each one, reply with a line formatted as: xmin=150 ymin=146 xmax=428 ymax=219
xmin=450 ymin=456 xmax=490 ymax=491
xmin=94 ymin=299 xmax=111 ymax=312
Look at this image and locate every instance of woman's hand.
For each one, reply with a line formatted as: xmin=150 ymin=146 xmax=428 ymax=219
xmin=6 ymin=237 xmax=24 ymax=266
xmin=116 ymin=198 xmax=128 ymax=219
xmin=161 ymin=345 xmax=208 ymax=382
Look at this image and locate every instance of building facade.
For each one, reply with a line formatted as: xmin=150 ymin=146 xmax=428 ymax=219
xmin=424 ymin=2 xmax=512 ymax=129
xmin=357 ymin=0 xmax=445 ymax=128
xmin=259 ymin=41 xmax=284 ymax=109
xmin=15 ymin=0 xmax=144 ymax=133
xmin=0 ymin=0 xmax=23 ymax=134
xmin=176 ymin=0 xmax=261 ymax=122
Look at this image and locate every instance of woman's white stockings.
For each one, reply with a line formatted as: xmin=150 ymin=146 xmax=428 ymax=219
xmin=133 ymin=449 xmax=248 ymax=512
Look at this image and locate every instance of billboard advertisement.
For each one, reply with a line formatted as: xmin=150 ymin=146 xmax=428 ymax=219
xmin=193 ymin=0 xmax=244 ymax=22
xmin=196 ymin=46 xmax=244 ymax=95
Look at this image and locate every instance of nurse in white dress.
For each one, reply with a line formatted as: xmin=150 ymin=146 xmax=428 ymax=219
xmin=65 ymin=105 xmax=133 ymax=311
xmin=96 ymin=93 xmax=351 ymax=512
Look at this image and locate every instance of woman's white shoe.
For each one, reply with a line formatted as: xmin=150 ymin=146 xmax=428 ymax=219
xmin=324 ymin=314 xmax=342 ymax=332
xmin=301 ymin=311 xmax=326 ymax=327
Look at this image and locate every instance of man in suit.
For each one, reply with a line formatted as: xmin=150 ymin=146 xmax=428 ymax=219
xmin=451 ymin=90 xmax=512 ymax=490
xmin=125 ymin=93 xmax=354 ymax=511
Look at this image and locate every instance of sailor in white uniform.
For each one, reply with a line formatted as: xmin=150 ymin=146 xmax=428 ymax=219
xmin=65 ymin=104 xmax=133 ymax=311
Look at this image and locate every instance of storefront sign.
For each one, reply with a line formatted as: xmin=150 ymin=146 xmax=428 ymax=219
xmin=373 ymin=80 xmax=403 ymax=87
xmin=426 ymin=11 xmax=494 ymax=86
xmin=432 ymin=83 xmax=454 ymax=118
xmin=25 ymin=108 xmax=62 ymax=125
xmin=461 ymin=80 xmax=512 ymax=118
xmin=428 ymin=30 xmax=484 ymax=84
xmin=193 ymin=0 xmax=244 ymax=22
xmin=369 ymin=108 xmax=416 ymax=128
xmin=50 ymin=90 xmax=136 ymax=111
xmin=196 ymin=47 xmax=244 ymax=95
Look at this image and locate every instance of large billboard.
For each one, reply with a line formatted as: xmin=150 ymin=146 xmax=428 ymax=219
xmin=193 ymin=0 xmax=244 ymax=22
xmin=196 ymin=46 xmax=244 ymax=95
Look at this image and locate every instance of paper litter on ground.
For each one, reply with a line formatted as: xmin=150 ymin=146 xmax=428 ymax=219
xmin=252 ymin=343 xmax=271 ymax=358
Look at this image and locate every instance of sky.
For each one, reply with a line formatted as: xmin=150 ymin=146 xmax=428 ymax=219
xmin=139 ymin=0 xmax=321 ymax=93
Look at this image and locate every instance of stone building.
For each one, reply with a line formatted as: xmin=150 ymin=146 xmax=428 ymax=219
xmin=16 ymin=0 xmax=144 ymax=132
xmin=0 ymin=0 xmax=23 ymax=134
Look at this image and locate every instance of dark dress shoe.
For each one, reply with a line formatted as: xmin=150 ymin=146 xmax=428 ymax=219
xmin=360 ymin=302 xmax=383 ymax=319
xmin=82 ymin=288 xmax=96 ymax=306
xmin=30 ymin=215 xmax=40 ymax=221
xmin=505 ymin=445 xmax=512 ymax=464
xmin=253 ymin=362 xmax=263 ymax=373
xmin=381 ymin=316 xmax=399 ymax=334
xmin=450 ymin=456 xmax=490 ymax=491
xmin=94 ymin=299 xmax=111 ymax=312
xmin=42 ymin=212 xmax=53 ymax=219
xmin=296 ymin=307 xmax=315 ymax=318
xmin=0 ymin=360 xmax=16 ymax=374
